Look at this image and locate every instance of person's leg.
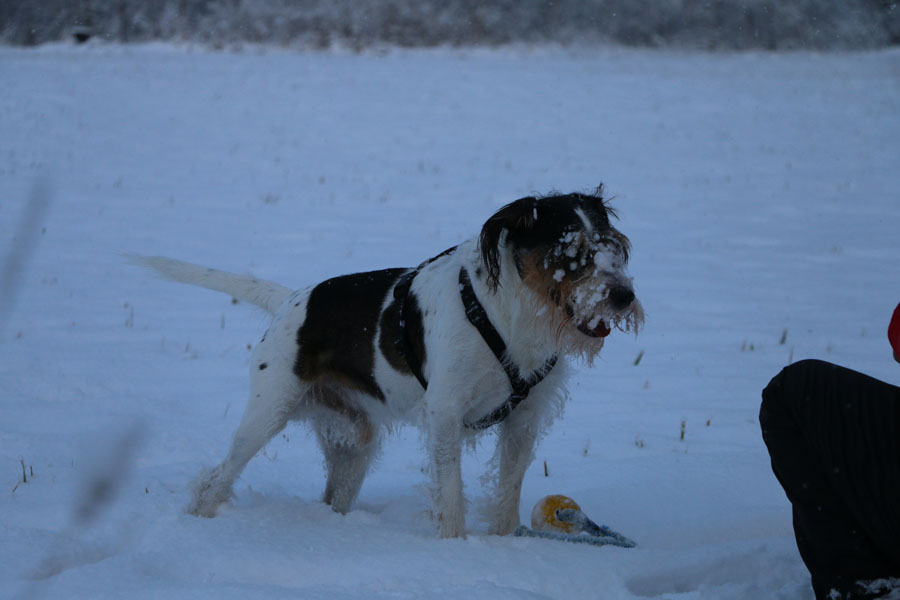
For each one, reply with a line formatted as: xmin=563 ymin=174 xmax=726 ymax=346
xmin=760 ymin=359 xmax=900 ymax=598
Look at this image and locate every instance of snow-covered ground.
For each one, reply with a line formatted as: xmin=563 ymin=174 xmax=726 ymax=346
xmin=1 ymin=43 xmax=898 ymax=599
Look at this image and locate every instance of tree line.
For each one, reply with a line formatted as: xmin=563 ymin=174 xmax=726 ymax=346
xmin=2 ymin=0 xmax=898 ymax=50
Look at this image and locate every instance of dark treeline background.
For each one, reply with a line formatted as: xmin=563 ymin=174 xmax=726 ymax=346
xmin=2 ymin=0 xmax=898 ymax=50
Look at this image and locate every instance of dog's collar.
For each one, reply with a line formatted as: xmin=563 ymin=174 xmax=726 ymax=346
xmin=457 ymin=267 xmax=558 ymax=429
xmin=393 ymin=263 xmax=557 ymax=430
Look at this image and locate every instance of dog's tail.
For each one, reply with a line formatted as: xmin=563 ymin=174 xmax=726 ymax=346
xmin=128 ymin=255 xmax=292 ymax=315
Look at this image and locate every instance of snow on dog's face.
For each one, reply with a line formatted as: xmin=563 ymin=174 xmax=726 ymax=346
xmin=479 ymin=189 xmax=643 ymax=359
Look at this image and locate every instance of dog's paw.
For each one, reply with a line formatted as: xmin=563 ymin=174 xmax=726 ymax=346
xmin=483 ymin=498 xmax=522 ymax=536
xmin=187 ymin=498 xmax=221 ymax=518
xmin=186 ymin=468 xmax=233 ymax=518
xmin=187 ymin=490 xmax=226 ymax=518
xmin=487 ymin=519 xmax=520 ymax=536
xmin=436 ymin=510 xmax=467 ymax=539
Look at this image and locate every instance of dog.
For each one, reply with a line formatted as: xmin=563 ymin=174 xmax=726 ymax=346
xmin=134 ymin=189 xmax=642 ymax=538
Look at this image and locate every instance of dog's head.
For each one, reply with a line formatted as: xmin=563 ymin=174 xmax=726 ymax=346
xmin=479 ymin=188 xmax=643 ymax=357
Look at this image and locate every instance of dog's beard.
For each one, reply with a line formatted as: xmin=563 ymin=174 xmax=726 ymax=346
xmin=514 ymin=281 xmax=643 ymax=365
xmin=568 ymin=276 xmax=643 ymax=334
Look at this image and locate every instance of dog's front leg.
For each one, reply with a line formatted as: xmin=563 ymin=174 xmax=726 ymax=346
xmin=425 ymin=391 xmax=467 ymax=538
xmin=489 ymin=403 xmax=542 ymax=535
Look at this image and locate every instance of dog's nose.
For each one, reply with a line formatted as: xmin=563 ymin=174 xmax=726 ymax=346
xmin=608 ymin=286 xmax=635 ymax=310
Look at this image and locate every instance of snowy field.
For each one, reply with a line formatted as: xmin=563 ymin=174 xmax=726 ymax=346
xmin=1 ymin=44 xmax=899 ymax=599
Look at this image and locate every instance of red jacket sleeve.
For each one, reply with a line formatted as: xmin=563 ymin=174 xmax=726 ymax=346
xmin=889 ymin=302 xmax=900 ymax=361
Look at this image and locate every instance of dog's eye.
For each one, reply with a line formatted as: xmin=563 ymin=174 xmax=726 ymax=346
xmin=591 ymin=249 xmax=624 ymax=273
xmin=595 ymin=239 xmax=625 ymax=263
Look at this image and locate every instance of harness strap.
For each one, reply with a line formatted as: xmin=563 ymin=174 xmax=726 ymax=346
xmin=393 ymin=269 xmax=428 ymax=389
xmin=457 ymin=267 xmax=557 ymax=429
xmin=392 ymin=263 xmax=557 ymax=430
xmin=391 ymin=245 xmax=459 ymax=389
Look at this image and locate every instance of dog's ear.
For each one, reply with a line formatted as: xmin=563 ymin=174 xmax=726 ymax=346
xmin=479 ymin=196 xmax=537 ymax=291
xmin=582 ymin=184 xmax=617 ymax=221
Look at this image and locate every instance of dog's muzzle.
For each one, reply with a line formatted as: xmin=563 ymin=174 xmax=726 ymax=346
xmin=567 ymin=283 xmax=637 ymax=338
xmin=607 ymin=285 xmax=635 ymax=311
xmin=576 ymin=318 xmax=611 ymax=338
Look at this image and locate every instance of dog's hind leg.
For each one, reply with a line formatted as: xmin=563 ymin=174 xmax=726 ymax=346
xmin=317 ymin=422 xmax=379 ymax=514
xmin=312 ymin=387 xmax=379 ymax=514
xmin=188 ymin=366 xmax=298 ymax=517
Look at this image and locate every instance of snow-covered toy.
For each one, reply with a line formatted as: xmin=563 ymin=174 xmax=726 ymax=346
xmin=513 ymin=495 xmax=636 ymax=548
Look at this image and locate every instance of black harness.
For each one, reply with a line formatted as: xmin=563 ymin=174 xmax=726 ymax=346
xmin=393 ymin=262 xmax=558 ymax=430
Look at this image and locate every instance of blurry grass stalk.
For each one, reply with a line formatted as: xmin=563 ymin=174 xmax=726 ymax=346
xmin=0 ymin=177 xmax=53 ymax=335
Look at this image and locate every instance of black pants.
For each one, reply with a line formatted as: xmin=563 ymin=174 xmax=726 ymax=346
xmin=760 ymin=359 xmax=900 ymax=599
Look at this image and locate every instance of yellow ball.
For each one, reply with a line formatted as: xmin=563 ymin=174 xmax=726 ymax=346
xmin=530 ymin=494 xmax=581 ymax=534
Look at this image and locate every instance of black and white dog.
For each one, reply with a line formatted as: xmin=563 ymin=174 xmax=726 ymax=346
xmin=135 ymin=189 xmax=643 ymax=538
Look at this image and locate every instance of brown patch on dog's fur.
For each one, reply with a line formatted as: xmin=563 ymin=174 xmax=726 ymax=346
xmin=294 ymin=268 xmax=407 ymax=401
xmin=518 ymin=249 xmax=579 ymax=335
